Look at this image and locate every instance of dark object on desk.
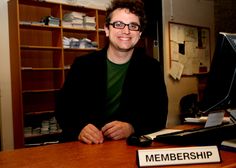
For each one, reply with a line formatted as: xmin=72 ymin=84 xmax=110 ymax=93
xmin=179 ymin=93 xmax=199 ymax=123
xmin=127 ymin=134 xmax=152 ymax=147
xmin=154 ymin=123 xmax=236 ymax=146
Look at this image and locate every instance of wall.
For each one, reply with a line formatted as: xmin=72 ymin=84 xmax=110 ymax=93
xmin=162 ymin=0 xmax=215 ymax=126
xmin=0 ymin=0 xmax=14 ymax=150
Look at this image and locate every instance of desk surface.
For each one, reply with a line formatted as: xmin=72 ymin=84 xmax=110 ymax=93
xmin=0 ymin=139 xmax=236 ymax=168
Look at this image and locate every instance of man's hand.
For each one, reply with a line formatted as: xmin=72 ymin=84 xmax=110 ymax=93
xmin=78 ymin=124 xmax=104 ymax=144
xmin=101 ymin=121 xmax=134 ymax=140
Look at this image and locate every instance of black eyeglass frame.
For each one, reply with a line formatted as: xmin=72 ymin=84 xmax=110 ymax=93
xmin=108 ymin=21 xmax=141 ymax=31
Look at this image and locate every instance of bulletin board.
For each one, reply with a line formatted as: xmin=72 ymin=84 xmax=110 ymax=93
xmin=169 ymin=22 xmax=211 ymax=78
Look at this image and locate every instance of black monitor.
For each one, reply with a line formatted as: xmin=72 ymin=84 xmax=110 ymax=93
xmin=199 ymin=32 xmax=236 ymax=113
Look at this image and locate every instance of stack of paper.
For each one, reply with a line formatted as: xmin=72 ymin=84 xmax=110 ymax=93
xmin=145 ymin=129 xmax=182 ymax=140
xmin=221 ymin=138 xmax=236 ymax=152
xmin=83 ymin=16 xmax=96 ymax=30
xmin=62 ymin=12 xmax=85 ymax=28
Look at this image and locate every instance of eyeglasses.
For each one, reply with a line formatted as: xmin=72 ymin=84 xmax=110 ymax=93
xmin=109 ymin=21 xmax=141 ymax=31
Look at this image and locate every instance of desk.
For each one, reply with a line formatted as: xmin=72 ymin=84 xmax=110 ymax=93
xmin=0 ymin=139 xmax=236 ymax=168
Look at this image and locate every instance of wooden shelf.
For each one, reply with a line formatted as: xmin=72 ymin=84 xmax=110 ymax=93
xmin=62 ymin=27 xmax=97 ymax=32
xmin=8 ymin=0 xmax=107 ymax=148
xmin=25 ymin=132 xmax=62 ymax=139
xmin=21 ymin=45 xmax=62 ymax=50
xmin=25 ymin=110 xmax=55 ymax=116
xmin=63 ymin=47 xmax=98 ymax=51
xmin=20 ymin=24 xmax=61 ymax=30
xmin=21 ymin=68 xmax=63 ymax=70
xmin=23 ymin=89 xmax=60 ymax=94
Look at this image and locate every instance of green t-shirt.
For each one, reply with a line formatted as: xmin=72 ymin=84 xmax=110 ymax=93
xmin=106 ymin=59 xmax=129 ymax=116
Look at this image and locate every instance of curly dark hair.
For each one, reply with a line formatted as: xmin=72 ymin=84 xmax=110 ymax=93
xmin=105 ymin=0 xmax=147 ymax=32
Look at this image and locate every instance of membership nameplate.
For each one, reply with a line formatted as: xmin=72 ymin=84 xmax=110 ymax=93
xmin=137 ymin=146 xmax=221 ymax=167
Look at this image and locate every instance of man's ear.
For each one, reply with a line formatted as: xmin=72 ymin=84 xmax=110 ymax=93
xmin=104 ymin=25 xmax=109 ymax=37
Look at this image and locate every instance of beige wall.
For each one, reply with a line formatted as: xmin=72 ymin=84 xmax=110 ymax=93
xmin=0 ymin=0 xmax=14 ymax=150
xmin=162 ymin=0 xmax=215 ymax=126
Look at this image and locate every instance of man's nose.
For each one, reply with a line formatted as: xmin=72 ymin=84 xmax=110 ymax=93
xmin=122 ymin=25 xmax=130 ymax=34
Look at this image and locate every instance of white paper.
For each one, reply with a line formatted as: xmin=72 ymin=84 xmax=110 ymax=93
xmin=185 ymin=116 xmax=230 ymax=124
xmin=204 ymin=111 xmax=225 ymax=128
xmin=227 ymin=109 xmax=236 ymax=122
xmin=169 ymin=61 xmax=184 ymax=80
xmin=145 ymin=129 xmax=182 ymax=140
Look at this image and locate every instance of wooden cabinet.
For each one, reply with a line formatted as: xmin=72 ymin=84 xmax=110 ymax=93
xmin=8 ymin=0 xmax=107 ymax=148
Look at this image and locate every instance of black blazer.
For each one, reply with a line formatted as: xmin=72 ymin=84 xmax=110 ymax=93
xmin=55 ymin=47 xmax=168 ymax=141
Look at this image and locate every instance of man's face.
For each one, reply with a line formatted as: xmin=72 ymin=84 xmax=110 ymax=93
xmin=104 ymin=8 xmax=142 ymax=52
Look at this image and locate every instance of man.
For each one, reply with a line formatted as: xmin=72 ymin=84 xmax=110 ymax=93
xmin=55 ymin=0 xmax=168 ymax=144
